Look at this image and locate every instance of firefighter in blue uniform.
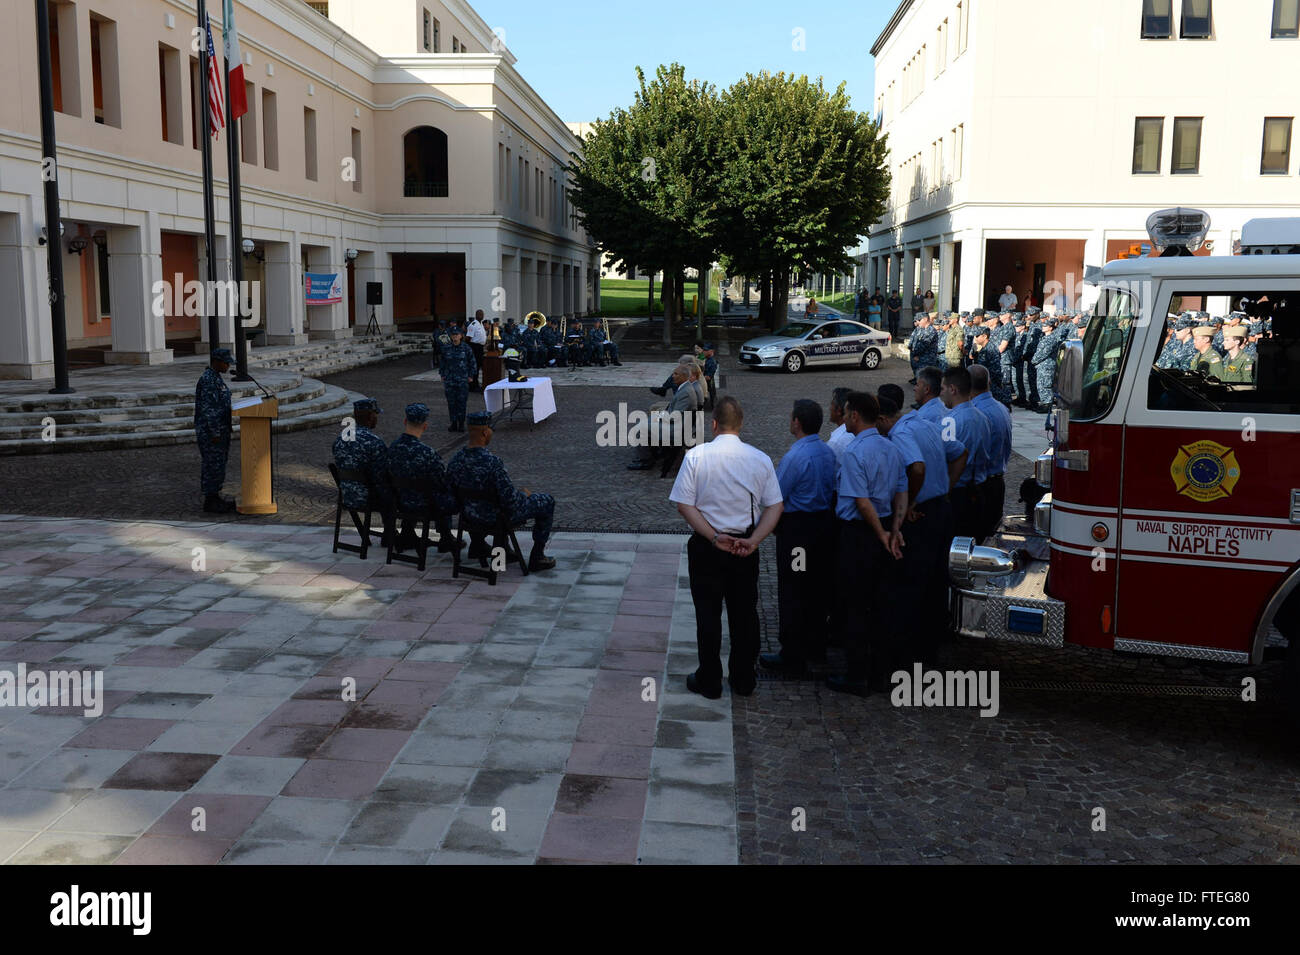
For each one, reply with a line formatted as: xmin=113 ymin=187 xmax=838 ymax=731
xmin=196 ymin=347 xmax=237 ymax=513
xmin=439 ymin=326 xmax=477 ymax=432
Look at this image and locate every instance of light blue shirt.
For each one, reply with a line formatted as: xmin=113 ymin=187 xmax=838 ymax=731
xmin=889 ymin=411 xmax=966 ymax=505
xmin=917 ymin=397 xmax=947 ymax=424
xmin=776 ymin=434 xmax=837 ymax=513
xmin=945 ymin=401 xmax=990 ymax=487
xmin=836 ymin=428 xmax=908 ymax=521
xmin=972 ymin=391 xmax=1013 ymax=475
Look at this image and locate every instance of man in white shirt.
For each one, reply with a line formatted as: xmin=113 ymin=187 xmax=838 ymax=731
xmin=997 ymin=285 xmax=1017 ymax=312
xmin=466 ymin=309 xmax=488 ymax=390
xmin=825 ymin=387 xmax=854 ymax=462
xmin=670 ymin=397 xmax=784 ymax=699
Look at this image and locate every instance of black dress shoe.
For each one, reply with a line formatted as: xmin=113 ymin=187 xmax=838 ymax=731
xmin=527 ymin=555 xmax=556 ymax=571
xmin=825 ymin=675 xmax=871 ymax=697
xmin=686 ymin=671 xmax=722 ymax=700
xmin=729 ymin=677 xmax=756 ymax=697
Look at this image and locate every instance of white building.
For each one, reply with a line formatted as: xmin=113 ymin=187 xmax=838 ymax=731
xmin=861 ymin=0 xmax=1300 ymax=319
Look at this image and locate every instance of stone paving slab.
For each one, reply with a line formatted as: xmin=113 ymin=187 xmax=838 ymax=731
xmin=0 ymin=515 xmax=737 ymax=864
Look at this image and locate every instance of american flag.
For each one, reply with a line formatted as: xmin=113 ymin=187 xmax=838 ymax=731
xmin=204 ymin=15 xmax=226 ymax=137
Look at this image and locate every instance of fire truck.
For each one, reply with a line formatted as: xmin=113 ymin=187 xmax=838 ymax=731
xmin=948 ymin=209 xmax=1300 ymax=718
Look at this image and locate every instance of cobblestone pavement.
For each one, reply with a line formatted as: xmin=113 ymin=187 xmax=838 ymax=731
xmin=4 ymin=325 xmax=1296 ymax=864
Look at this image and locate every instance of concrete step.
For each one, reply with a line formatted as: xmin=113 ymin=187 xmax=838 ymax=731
xmin=0 ymin=373 xmax=306 ymax=414
xmin=0 ymin=383 xmax=360 ymax=454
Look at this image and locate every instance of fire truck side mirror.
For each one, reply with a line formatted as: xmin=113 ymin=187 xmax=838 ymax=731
xmin=1056 ymin=340 xmax=1085 ymax=412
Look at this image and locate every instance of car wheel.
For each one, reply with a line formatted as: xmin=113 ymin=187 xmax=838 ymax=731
xmin=860 ymin=348 xmax=882 ymax=370
xmin=783 ymin=352 xmax=805 ymax=374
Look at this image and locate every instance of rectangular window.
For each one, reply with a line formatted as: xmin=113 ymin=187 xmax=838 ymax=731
xmin=498 ymin=144 xmax=505 ymax=199
xmin=1261 ymin=117 xmax=1293 ymax=174
xmin=304 ymin=107 xmax=318 ymax=181
xmin=1180 ymin=0 xmax=1212 ymax=37
xmin=350 ymin=128 xmax=361 ymax=192
xmin=1274 ymin=0 xmax=1300 ymax=37
xmin=241 ymin=81 xmax=258 ymax=165
xmin=1132 ymin=117 xmax=1163 ymax=174
xmin=433 ymin=18 xmax=440 ymax=52
xmin=957 ymin=0 xmax=969 ymax=54
xmin=423 ymin=10 xmax=430 ymax=51
xmin=89 ymin=14 xmax=121 ymax=126
xmin=954 ymin=123 xmax=964 ymax=180
xmin=1171 ymin=117 xmax=1202 ymax=173
xmin=262 ymin=89 xmax=278 ymax=169
xmin=452 ymin=37 xmax=460 ymax=53
xmin=158 ymin=44 xmax=183 ymax=145
xmin=516 ymin=156 xmax=522 ymax=208
xmin=48 ymin=1 xmax=80 ymax=116
xmin=1142 ymin=0 xmax=1172 ymax=37
xmin=96 ymin=239 xmax=111 ymax=317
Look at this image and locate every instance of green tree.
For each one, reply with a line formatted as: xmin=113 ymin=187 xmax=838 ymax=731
xmin=568 ymin=64 xmax=721 ymax=344
xmin=715 ymin=72 xmax=890 ymax=329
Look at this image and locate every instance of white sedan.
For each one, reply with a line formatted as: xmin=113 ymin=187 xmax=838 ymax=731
xmin=737 ymin=319 xmax=892 ymax=373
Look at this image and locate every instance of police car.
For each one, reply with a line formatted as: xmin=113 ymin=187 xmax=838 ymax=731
xmin=738 ymin=319 xmax=891 ymax=373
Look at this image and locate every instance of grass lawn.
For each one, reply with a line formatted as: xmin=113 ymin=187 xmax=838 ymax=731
xmin=600 ymin=278 xmax=720 ymax=317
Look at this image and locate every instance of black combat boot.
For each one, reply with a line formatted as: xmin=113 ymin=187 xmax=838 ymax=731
xmin=527 ymin=546 xmax=556 ymax=572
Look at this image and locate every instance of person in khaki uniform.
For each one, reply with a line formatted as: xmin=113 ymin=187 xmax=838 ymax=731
xmin=1191 ymin=326 xmax=1223 ymax=377
xmin=1219 ymin=327 xmax=1256 ymax=383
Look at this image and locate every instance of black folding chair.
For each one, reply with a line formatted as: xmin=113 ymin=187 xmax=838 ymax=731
xmin=329 ymin=463 xmax=377 ymax=559
xmin=385 ymin=473 xmax=455 ymax=573
xmin=450 ymin=485 xmax=529 ymax=585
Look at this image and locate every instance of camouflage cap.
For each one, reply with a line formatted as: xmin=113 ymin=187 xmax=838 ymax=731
xmin=211 ymin=347 xmax=235 ymax=364
xmin=466 ymin=411 xmax=493 ymax=427
xmin=353 ymin=398 xmax=381 ymax=414
xmin=1173 ymin=315 xmax=1197 ymax=330
xmin=404 ymin=402 xmax=429 ymax=424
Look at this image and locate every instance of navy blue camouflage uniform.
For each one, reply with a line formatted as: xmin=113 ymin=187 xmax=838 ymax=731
xmin=447 ymin=445 xmax=555 ymax=548
xmin=909 ymin=324 xmax=939 ymax=375
xmin=332 ymin=421 xmax=389 ymax=512
xmin=993 ymin=319 xmax=1018 ymax=402
xmin=195 ymin=365 xmax=232 ymax=496
xmin=439 ymin=339 xmax=477 ymax=430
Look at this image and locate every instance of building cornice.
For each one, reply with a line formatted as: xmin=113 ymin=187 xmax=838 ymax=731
xmin=871 ymin=0 xmax=914 ymax=58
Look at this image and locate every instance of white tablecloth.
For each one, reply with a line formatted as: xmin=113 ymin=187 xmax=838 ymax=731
xmin=483 ymin=377 xmax=557 ymax=423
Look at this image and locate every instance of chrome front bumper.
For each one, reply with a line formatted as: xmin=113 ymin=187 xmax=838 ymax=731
xmin=949 ymin=518 xmax=1066 ymax=648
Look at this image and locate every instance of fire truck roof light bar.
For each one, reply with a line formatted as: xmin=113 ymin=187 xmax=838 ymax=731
xmin=1146 ymin=207 xmax=1211 ymax=254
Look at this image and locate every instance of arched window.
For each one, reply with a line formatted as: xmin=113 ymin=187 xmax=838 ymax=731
xmin=403 ymin=126 xmax=449 ymax=197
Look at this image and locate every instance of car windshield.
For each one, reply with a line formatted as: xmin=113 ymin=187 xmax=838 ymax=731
xmin=1076 ymin=286 xmax=1138 ymax=421
xmin=774 ymin=323 xmax=818 ymax=339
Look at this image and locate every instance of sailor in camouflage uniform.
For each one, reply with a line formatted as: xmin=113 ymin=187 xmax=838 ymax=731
xmin=1031 ymin=316 xmax=1068 ymax=412
xmin=540 ymin=318 xmax=564 ymax=367
xmin=967 ymin=327 xmax=1009 ymax=407
xmin=387 ymin=402 xmax=460 ymax=553
xmin=522 ymin=314 xmax=544 ymax=368
xmin=1156 ymin=315 xmax=1197 ymax=370
xmin=908 ymin=313 xmax=939 ymax=380
xmin=994 ymin=311 xmax=1019 ymax=403
xmin=1021 ymin=315 xmax=1045 ymax=409
xmin=332 ymin=397 xmax=394 ymax=540
xmin=446 ymin=411 xmax=556 ymax=571
xmin=1009 ymin=313 xmax=1029 ymax=406
xmin=945 ymin=313 xmax=967 ymax=369
xmin=195 ymin=347 xmax=237 ymax=513
xmin=1219 ymin=327 xmax=1255 ymax=382
xmin=1191 ymin=325 xmax=1224 ymax=377
xmin=439 ymin=326 xmax=477 ymax=432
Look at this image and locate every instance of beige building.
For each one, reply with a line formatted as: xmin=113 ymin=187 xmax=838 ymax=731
xmin=1 ymin=0 xmax=597 ymax=379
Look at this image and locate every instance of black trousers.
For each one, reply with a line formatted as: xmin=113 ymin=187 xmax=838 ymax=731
xmin=686 ymin=533 xmax=760 ymax=688
xmin=836 ymin=520 xmax=895 ymax=683
xmin=775 ymin=509 xmax=834 ymax=665
xmin=470 ymin=342 xmax=485 ymax=385
xmin=979 ymin=474 xmax=1005 ymax=544
xmin=904 ymin=494 xmax=953 ymax=661
xmin=951 ymin=482 xmax=984 ymax=542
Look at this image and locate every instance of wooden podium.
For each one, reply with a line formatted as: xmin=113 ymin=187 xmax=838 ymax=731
xmin=233 ymin=397 xmax=279 ymax=515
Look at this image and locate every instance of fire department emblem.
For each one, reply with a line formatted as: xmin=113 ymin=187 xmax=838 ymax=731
xmin=1170 ymin=440 xmax=1241 ymax=502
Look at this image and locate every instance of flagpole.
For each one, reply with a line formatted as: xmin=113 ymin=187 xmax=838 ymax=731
xmin=223 ymin=13 xmax=249 ymax=381
xmin=34 ymin=0 xmax=73 ymax=393
xmin=198 ymin=0 xmax=220 ymax=355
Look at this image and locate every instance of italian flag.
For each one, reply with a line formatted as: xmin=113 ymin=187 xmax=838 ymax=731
xmin=223 ymin=0 xmax=247 ymax=120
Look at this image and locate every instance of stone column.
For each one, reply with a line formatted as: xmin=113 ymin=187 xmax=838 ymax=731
xmin=902 ymin=248 xmax=918 ymax=326
xmin=264 ymin=239 xmax=307 ymax=345
xmin=306 ymin=243 xmax=351 ymax=340
xmin=938 ymin=241 xmax=956 ymax=313
xmin=919 ymin=245 xmax=934 ymax=299
xmin=106 ymin=216 xmax=172 ymax=364
xmin=957 ymin=230 xmax=984 ymax=313
xmin=351 ymin=251 xmax=392 ymax=333
xmin=0 ymin=207 xmax=54 ymax=380
xmin=466 ymin=240 xmax=499 ymax=322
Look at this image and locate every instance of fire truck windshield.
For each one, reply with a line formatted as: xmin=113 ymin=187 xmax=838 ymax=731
xmin=1077 ymin=286 xmax=1138 ymax=420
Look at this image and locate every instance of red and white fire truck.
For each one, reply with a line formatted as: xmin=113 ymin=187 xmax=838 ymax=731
xmin=949 ymin=209 xmax=1300 ymax=716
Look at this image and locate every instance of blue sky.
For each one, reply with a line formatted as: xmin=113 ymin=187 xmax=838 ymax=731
xmin=472 ymin=0 xmax=900 ymax=123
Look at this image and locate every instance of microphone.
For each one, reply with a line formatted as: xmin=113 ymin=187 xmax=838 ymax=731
xmin=239 ymin=367 xmax=275 ymax=400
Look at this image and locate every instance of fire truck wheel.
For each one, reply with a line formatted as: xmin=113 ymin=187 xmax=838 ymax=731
xmin=1281 ymin=592 xmax=1300 ymax=728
